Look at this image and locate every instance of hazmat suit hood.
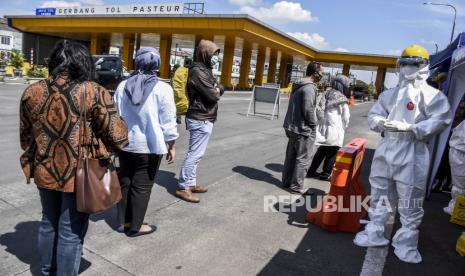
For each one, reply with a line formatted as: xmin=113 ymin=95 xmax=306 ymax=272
xmin=194 ymin=40 xmax=220 ymax=69
xmin=398 ymin=64 xmax=430 ymax=88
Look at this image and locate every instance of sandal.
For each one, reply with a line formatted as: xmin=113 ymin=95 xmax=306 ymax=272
xmin=117 ymin=222 xmax=148 ymax=233
xmin=126 ymin=225 xmax=157 ymax=237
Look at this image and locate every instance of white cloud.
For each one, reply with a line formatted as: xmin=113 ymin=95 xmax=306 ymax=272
xmin=287 ymin=32 xmax=329 ymax=50
xmin=352 ymin=70 xmax=375 ymax=84
xmin=40 ymin=1 xmax=81 ymax=8
xmin=79 ymin=0 xmax=104 ymax=5
xmin=229 ymin=0 xmax=262 ymax=6
xmin=240 ymin=1 xmax=319 ymax=24
xmin=40 ymin=0 xmax=103 ymax=8
xmin=421 ymin=39 xmax=437 ymax=45
xmin=386 ymin=49 xmax=402 ymax=56
xmin=397 ymin=19 xmax=448 ymax=29
xmin=424 ymin=3 xmax=465 ymax=17
xmin=334 ymin=47 xmax=349 ymax=52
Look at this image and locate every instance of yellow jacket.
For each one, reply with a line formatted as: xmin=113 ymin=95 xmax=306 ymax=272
xmin=172 ymin=66 xmax=189 ymax=116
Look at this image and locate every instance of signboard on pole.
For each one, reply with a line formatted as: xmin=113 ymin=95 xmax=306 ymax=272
xmin=35 ymin=3 xmax=183 ymax=16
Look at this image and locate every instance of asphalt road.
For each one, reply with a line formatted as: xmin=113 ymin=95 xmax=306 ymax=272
xmin=0 ymin=82 xmax=463 ymax=275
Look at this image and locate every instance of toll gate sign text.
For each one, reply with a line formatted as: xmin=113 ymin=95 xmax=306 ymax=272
xmin=36 ymin=4 xmax=184 ymax=16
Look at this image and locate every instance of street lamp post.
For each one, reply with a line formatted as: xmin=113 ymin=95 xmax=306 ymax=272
xmin=174 ymin=43 xmax=178 ymax=65
xmin=423 ymin=2 xmax=457 ymax=43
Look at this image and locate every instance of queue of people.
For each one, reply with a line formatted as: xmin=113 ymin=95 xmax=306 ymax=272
xmin=18 ymin=39 xmax=222 ymax=275
xmin=18 ymin=38 xmax=462 ymax=275
xmin=282 ymin=62 xmax=351 ymax=192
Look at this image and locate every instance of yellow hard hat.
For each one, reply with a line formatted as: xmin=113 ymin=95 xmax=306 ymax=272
xmin=401 ymin=44 xmax=429 ymax=60
xmin=398 ymin=44 xmax=429 ymax=67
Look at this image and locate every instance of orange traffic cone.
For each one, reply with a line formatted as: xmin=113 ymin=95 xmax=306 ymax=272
xmin=306 ymin=138 xmax=368 ymax=233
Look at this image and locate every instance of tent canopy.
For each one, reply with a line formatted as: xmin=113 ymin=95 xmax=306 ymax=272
xmin=430 ymin=32 xmax=465 ymax=72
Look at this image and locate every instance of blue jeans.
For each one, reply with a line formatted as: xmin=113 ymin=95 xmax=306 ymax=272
xmin=38 ymin=188 xmax=89 ymax=276
xmin=178 ymin=118 xmax=214 ymax=189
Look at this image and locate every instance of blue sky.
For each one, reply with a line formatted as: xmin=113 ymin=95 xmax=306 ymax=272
xmin=2 ymin=0 xmax=464 ymax=86
xmin=3 ymin=0 xmax=464 ymax=54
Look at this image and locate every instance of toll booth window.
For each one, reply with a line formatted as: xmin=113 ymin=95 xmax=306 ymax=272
xmin=0 ymin=36 xmax=11 ymax=45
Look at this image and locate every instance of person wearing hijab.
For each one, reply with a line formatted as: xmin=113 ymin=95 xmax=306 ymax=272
xmin=176 ymin=40 xmax=224 ymax=203
xmin=307 ymin=75 xmax=351 ymax=181
xmin=113 ymin=47 xmax=179 ymax=237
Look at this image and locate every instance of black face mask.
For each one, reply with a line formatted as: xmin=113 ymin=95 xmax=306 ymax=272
xmin=313 ymin=72 xmax=323 ymax=83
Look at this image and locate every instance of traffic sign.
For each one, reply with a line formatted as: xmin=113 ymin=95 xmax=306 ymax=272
xmin=36 ymin=8 xmax=56 ymax=16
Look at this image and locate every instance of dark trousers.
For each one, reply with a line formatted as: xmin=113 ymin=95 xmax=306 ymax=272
xmin=38 ymin=188 xmax=89 ymax=276
xmin=117 ymin=151 xmax=162 ymax=231
xmin=282 ymin=130 xmax=315 ymax=190
xmin=308 ymin=145 xmax=340 ymax=176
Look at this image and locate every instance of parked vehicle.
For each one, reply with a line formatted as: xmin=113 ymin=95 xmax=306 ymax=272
xmin=353 ymin=90 xmax=365 ymax=100
xmin=93 ymin=55 xmax=129 ymax=92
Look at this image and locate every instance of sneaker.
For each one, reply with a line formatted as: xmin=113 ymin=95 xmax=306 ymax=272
xmin=175 ymin=189 xmax=200 ymax=203
xmin=443 ymin=199 xmax=455 ymax=215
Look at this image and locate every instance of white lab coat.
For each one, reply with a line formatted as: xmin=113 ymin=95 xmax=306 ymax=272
xmin=315 ymin=103 xmax=350 ymax=147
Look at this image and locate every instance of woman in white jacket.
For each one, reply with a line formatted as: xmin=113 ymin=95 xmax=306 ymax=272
xmin=113 ymin=47 xmax=179 ymax=237
xmin=307 ymin=75 xmax=351 ymax=181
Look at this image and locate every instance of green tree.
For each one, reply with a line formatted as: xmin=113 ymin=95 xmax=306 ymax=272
xmin=27 ymin=65 xmax=48 ymax=78
xmin=0 ymin=52 xmax=7 ymax=67
xmin=9 ymin=49 xmax=25 ymax=69
xmin=367 ymin=83 xmax=377 ymax=95
xmin=351 ymin=79 xmax=368 ymax=93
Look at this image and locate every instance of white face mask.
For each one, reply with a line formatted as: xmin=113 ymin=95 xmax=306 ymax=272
xmin=400 ymin=65 xmax=420 ymax=81
xmin=210 ymin=55 xmax=220 ymax=66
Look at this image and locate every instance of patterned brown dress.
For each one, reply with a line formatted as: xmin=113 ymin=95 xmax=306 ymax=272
xmin=20 ymin=76 xmax=129 ymax=192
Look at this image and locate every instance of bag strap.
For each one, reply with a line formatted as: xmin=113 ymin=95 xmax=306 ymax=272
xmin=78 ymin=82 xmax=88 ymax=159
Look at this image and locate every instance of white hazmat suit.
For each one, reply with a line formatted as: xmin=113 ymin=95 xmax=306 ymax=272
xmin=354 ymin=64 xmax=452 ymax=263
xmin=444 ymin=120 xmax=465 ymax=215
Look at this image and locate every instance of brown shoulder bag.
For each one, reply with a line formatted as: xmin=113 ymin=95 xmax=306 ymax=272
xmin=75 ymin=82 xmax=122 ymax=214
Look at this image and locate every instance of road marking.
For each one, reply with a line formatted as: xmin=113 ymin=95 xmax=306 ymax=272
xmin=220 ymin=98 xmax=252 ymax=101
xmin=359 ymin=211 xmax=396 ymax=276
xmin=354 ymin=102 xmax=373 ymax=106
xmin=0 ymin=82 xmax=28 ymax=85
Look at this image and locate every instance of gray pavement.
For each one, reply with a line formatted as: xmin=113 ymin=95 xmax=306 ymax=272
xmin=0 ymin=83 xmax=463 ymax=275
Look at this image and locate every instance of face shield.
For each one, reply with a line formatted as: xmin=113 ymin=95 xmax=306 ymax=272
xmin=397 ymin=57 xmax=429 ymax=81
